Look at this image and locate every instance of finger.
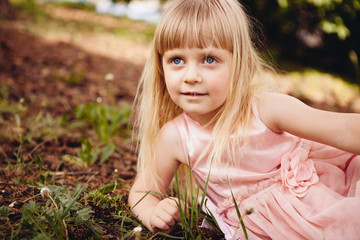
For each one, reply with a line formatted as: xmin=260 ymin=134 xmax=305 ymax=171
xmin=151 ymin=216 xmax=171 ymax=232
xmin=160 ymin=212 xmax=176 ymax=227
xmin=151 ymin=206 xmax=177 ymax=229
xmin=172 ymin=208 xmax=181 ymax=222
xmin=162 ymin=206 xmax=180 ymax=223
xmin=163 ymin=198 xmax=181 ymax=222
xmin=155 ymin=207 xmax=176 ymax=227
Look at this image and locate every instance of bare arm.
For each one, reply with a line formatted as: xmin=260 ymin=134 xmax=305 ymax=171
xmin=259 ymin=93 xmax=360 ymax=154
xmin=128 ymin=121 xmax=184 ymax=233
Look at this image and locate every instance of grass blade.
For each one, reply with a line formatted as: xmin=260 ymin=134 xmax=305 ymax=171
xmin=203 ymin=199 xmax=221 ymax=233
xmin=199 ymin=157 xmax=213 ymax=210
xmin=229 ymin=187 xmax=248 ymax=239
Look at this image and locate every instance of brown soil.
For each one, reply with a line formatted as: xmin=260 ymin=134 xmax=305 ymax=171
xmin=0 ymin=7 xmax=147 ymax=239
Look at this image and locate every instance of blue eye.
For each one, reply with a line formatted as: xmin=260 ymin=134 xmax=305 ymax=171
xmin=172 ymin=57 xmax=183 ymax=65
xmin=205 ymin=56 xmax=215 ymax=64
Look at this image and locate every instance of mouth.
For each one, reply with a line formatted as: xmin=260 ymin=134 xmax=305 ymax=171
xmin=182 ymin=92 xmax=207 ymax=96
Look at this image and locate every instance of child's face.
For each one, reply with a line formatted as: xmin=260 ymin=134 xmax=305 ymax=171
xmin=162 ymin=46 xmax=232 ymax=125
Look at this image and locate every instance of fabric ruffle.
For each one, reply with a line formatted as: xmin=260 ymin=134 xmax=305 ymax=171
xmin=217 ymin=177 xmax=279 ymax=218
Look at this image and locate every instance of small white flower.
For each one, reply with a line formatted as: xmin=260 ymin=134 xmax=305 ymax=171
xmin=133 ymin=226 xmax=142 ymax=233
xmin=245 ymin=203 xmax=257 ymax=215
xmin=40 ymin=187 xmax=51 ymax=197
xmin=114 ymin=169 xmax=118 ymax=173
xmin=19 ymin=98 xmax=25 ymax=103
xmin=96 ymin=97 xmax=103 ymax=103
xmin=104 ymin=73 xmax=115 ymax=82
xmin=9 ymin=201 xmax=16 ymax=208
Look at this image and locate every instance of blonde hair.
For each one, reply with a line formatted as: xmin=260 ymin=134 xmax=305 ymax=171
xmin=133 ymin=0 xmax=269 ymax=191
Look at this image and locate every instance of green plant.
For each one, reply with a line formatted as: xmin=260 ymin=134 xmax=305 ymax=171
xmin=64 ymin=70 xmax=84 ymax=86
xmin=13 ymin=114 xmax=26 ymax=164
xmin=86 ymin=180 xmax=148 ymax=240
xmin=87 ymin=186 xmax=123 ymax=210
xmin=86 ymin=169 xmax=124 ymax=210
xmin=65 ymin=102 xmax=131 ymax=166
xmin=63 ymin=138 xmax=115 ymax=167
xmin=2 ymin=111 xmax=72 ymax=166
xmin=0 ymin=206 xmax=15 ymax=239
xmin=74 ymin=102 xmax=131 ymax=144
xmin=15 ymin=183 xmax=101 ymax=240
xmin=77 ymin=138 xmax=100 ymax=166
xmin=0 ymin=85 xmax=9 ymax=99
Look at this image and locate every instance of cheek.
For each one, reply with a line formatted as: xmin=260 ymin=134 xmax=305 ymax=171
xmin=164 ymin=73 xmax=178 ymax=98
xmin=211 ymin=74 xmax=231 ymax=100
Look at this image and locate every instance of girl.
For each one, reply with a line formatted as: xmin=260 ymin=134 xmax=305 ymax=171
xmin=128 ymin=0 xmax=360 ymax=239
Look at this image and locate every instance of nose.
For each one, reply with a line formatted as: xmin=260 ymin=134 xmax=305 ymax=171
xmin=183 ymin=64 xmax=202 ymax=84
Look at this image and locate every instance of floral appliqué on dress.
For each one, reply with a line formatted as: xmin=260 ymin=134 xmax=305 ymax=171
xmin=281 ymin=141 xmax=319 ymax=197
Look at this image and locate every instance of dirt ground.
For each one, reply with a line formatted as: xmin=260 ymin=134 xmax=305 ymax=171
xmin=0 ymin=6 xmax=149 ymax=238
xmin=0 ymin=20 xmax=142 ymax=179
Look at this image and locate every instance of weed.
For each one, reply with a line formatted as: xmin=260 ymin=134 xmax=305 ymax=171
xmin=13 ymin=114 xmax=26 ymax=164
xmin=0 ymin=206 xmax=15 ymax=239
xmin=0 ymin=85 xmax=9 ymax=99
xmin=0 ymin=85 xmax=27 ymax=118
xmin=63 ymin=102 xmax=131 ymax=166
xmin=62 ymin=138 xmax=115 ymax=167
xmin=13 ymin=182 xmax=102 ymax=240
xmin=86 ymin=181 xmax=146 ymax=240
xmin=64 ymin=70 xmax=84 ymax=86
xmin=74 ymin=102 xmax=131 ymax=144
xmin=86 ymin=169 xmax=123 ymax=209
xmin=77 ymin=138 xmax=100 ymax=166
xmin=87 ymin=186 xmax=123 ymax=211
xmin=2 ymin=111 xmax=74 ymax=166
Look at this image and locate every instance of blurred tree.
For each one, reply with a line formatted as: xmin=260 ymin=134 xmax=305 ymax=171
xmin=242 ymin=0 xmax=360 ymax=81
xmin=0 ymin=0 xmax=14 ymax=20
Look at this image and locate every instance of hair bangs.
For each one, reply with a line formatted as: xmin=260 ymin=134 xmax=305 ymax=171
xmin=155 ymin=0 xmax=234 ymax=56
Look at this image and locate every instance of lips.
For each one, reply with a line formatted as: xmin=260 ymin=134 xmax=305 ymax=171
xmin=182 ymin=92 xmax=207 ymax=96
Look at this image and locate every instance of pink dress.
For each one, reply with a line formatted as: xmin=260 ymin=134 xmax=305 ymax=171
xmin=173 ymin=108 xmax=360 ymax=240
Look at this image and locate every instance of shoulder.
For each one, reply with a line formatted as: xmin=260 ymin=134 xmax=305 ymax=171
xmin=155 ymin=118 xmax=186 ymax=164
xmin=258 ymin=92 xmax=311 ymax=133
xmin=257 ymin=92 xmax=345 ymax=145
xmin=257 ymin=92 xmax=286 ymax=133
xmin=157 ymin=120 xmax=181 ymax=144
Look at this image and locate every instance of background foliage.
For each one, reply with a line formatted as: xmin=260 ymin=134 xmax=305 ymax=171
xmin=241 ymin=0 xmax=360 ymax=82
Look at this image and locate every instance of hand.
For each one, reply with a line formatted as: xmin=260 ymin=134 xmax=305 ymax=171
xmin=148 ymin=197 xmax=181 ymax=233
